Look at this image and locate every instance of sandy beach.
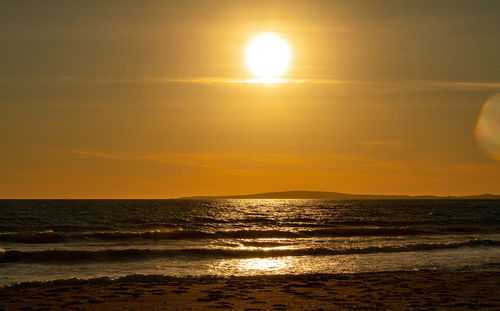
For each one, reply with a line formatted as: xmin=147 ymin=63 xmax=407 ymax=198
xmin=1 ymin=271 xmax=499 ymax=310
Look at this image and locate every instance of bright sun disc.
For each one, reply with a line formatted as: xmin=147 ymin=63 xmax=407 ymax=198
xmin=245 ymin=33 xmax=291 ymax=82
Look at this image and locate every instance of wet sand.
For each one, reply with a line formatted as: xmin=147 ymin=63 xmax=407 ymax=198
xmin=1 ymin=271 xmax=499 ymax=310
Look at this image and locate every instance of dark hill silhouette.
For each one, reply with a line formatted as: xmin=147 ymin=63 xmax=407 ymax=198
xmin=179 ymin=190 xmax=500 ymax=200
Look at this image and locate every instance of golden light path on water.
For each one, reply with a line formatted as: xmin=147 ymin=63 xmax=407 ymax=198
xmin=475 ymin=94 xmax=500 ymax=161
xmin=237 ymin=258 xmax=291 ymax=272
xmin=207 ymin=246 xmax=500 ymax=277
xmin=210 ymin=254 xmax=361 ymax=276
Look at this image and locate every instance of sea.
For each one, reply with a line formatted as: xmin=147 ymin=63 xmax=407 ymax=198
xmin=1 ymin=199 xmax=499 ymax=286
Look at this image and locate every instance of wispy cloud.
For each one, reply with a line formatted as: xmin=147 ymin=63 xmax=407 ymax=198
xmin=434 ymin=81 xmax=500 ymax=89
xmin=64 ymin=150 xmax=375 ymax=174
xmin=3 ymin=76 xmax=500 ymax=91
xmin=64 ymin=149 xmax=500 ymax=178
xmin=362 ymin=141 xmax=412 ymax=148
xmin=65 ymin=150 xmax=270 ymax=176
xmin=68 ymin=150 xmax=121 ymax=159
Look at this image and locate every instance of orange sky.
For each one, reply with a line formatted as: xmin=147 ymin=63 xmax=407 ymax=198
xmin=1 ymin=0 xmax=499 ymax=198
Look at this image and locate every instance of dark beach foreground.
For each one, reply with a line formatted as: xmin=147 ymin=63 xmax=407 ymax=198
xmin=1 ymin=271 xmax=499 ymax=310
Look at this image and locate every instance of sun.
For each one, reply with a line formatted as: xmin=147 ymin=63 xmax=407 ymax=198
xmin=245 ymin=33 xmax=291 ymax=83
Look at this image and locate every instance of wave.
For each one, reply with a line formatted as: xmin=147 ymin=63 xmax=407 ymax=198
xmin=3 ymin=274 xmax=221 ymax=288
xmin=0 ymin=227 xmax=467 ymax=244
xmin=1 ymin=239 xmax=498 ymax=264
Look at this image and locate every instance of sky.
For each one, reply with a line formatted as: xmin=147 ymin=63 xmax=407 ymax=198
xmin=1 ymin=0 xmax=499 ymax=198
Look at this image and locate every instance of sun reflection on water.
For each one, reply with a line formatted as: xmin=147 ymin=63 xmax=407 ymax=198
xmin=237 ymin=257 xmax=290 ymax=272
xmin=209 ymin=255 xmax=360 ymax=276
xmin=211 ymin=256 xmax=297 ymax=276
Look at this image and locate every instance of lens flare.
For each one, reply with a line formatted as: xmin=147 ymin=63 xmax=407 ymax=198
xmin=475 ymin=94 xmax=500 ymax=161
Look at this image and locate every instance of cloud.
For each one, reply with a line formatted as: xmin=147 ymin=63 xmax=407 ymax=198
xmin=362 ymin=141 xmax=412 ymax=148
xmin=65 ymin=150 xmax=269 ymax=176
xmin=2 ymin=76 xmax=500 ymax=91
xmin=68 ymin=150 xmax=121 ymax=159
xmin=64 ymin=150 xmax=374 ymax=174
xmin=63 ymin=149 xmax=500 ymax=185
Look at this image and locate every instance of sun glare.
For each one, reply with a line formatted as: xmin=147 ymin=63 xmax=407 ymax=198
xmin=245 ymin=33 xmax=291 ymax=83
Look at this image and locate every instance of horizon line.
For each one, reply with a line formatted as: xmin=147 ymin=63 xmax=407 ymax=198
xmin=1 ymin=190 xmax=499 ymax=200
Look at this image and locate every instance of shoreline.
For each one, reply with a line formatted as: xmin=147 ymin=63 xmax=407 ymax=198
xmin=1 ymin=271 xmax=499 ymax=310
xmin=2 ymin=269 xmax=499 ymax=289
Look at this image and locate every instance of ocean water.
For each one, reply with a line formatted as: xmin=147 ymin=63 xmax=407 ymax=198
xmin=1 ymin=199 xmax=499 ymax=285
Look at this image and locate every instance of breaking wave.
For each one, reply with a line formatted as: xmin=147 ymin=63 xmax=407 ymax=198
xmin=0 ymin=227 xmax=476 ymax=244
xmin=2 ymin=239 xmax=498 ymax=264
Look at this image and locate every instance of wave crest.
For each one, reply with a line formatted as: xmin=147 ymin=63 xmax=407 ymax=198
xmin=2 ymin=239 xmax=498 ymax=264
xmin=0 ymin=227 xmax=454 ymax=244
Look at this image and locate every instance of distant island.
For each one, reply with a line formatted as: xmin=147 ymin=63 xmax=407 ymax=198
xmin=179 ymin=190 xmax=500 ymax=200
